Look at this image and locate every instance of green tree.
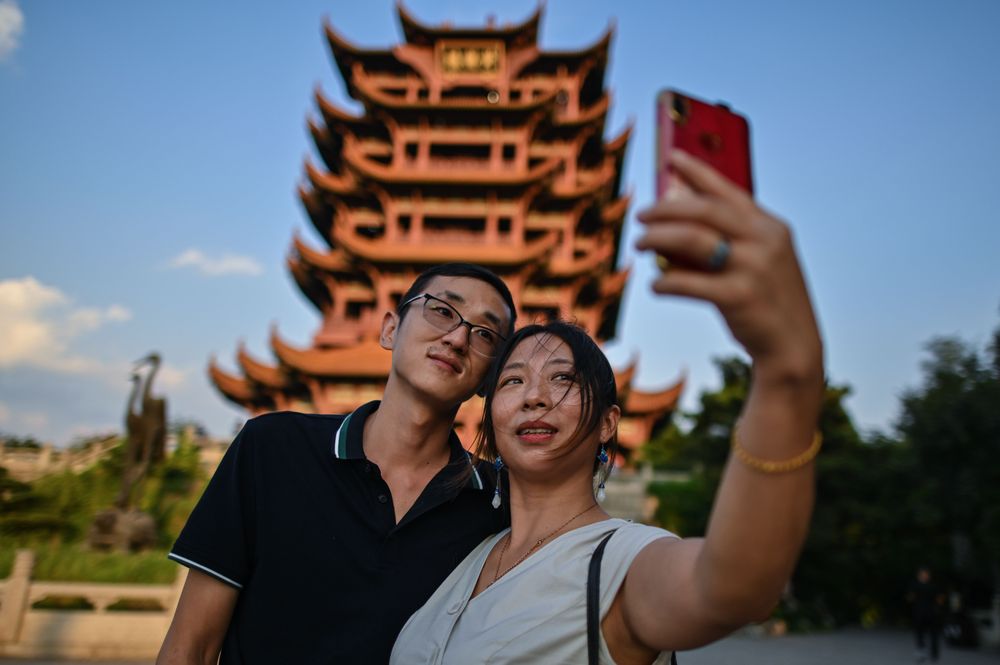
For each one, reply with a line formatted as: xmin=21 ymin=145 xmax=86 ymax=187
xmin=893 ymin=327 xmax=1000 ymax=608
xmin=645 ymin=356 xmax=904 ymax=627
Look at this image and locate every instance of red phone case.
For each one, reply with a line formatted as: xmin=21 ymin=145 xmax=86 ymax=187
xmin=656 ymin=90 xmax=754 ymax=198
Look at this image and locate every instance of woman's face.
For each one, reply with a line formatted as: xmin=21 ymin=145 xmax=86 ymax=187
xmin=491 ymin=333 xmax=611 ymax=476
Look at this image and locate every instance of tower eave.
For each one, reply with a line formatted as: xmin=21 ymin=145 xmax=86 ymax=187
xmin=323 ymin=20 xmax=404 ymax=97
xmin=305 ymin=159 xmax=357 ymax=195
xmin=297 ymin=184 xmax=334 ymax=244
xmin=396 ymin=1 xmax=542 ymax=46
xmin=601 ymin=194 xmax=631 ymax=225
xmin=554 ymin=94 xmax=610 ymax=128
xmin=271 ymin=329 xmax=391 ymax=378
xmin=624 ymin=376 xmax=686 ymax=414
xmin=287 ymin=253 xmax=330 ymax=314
xmin=614 ymin=358 xmax=638 ymax=394
xmin=293 ymin=233 xmax=353 ymax=273
xmin=237 ymin=344 xmax=290 ymax=390
xmin=208 ymin=358 xmax=254 ymax=409
xmin=314 ymin=87 xmax=367 ymax=128
xmin=607 ymin=123 xmax=632 ymax=157
xmin=548 ymin=242 xmax=614 ymax=278
xmin=601 ymin=268 xmax=630 ymax=298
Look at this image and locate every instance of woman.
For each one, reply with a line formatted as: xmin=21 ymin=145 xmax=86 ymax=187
xmin=391 ymin=150 xmax=825 ymax=664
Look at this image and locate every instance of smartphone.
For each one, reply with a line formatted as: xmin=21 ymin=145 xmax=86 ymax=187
xmin=656 ymin=89 xmax=754 ymax=199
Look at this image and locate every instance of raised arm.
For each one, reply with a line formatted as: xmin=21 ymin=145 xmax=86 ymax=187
xmin=614 ymin=149 xmax=824 ymax=653
xmin=157 ymin=569 xmax=239 ymax=665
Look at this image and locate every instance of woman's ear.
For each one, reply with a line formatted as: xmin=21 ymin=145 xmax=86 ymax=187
xmin=379 ymin=311 xmax=399 ymax=351
xmin=599 ymin=405 xmax=621 ymax=444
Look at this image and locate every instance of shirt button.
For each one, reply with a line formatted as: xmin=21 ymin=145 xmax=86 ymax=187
xmin=377 ymin=494 xmax=388 ymax=504
xmin=447 ymin=602 xmax=462 ymax=615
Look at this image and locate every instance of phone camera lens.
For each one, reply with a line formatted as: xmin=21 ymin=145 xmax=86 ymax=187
xmin=670 ymin=96 xmax=689 ymax=124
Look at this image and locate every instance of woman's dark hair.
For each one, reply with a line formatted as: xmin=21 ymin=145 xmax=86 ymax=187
xmin=473 ymin=321 xmax=619 ymax=485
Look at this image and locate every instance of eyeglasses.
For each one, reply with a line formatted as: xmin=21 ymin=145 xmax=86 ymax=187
xmin=400 ymin=293 xmax=506 ymax=357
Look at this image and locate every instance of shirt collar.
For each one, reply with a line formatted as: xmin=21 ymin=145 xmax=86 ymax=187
xmin=331 ymin=400 xmax=484 ymax=491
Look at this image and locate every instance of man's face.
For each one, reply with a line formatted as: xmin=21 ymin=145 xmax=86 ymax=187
xmin=383 ymin=276 xmax=512 ymax=409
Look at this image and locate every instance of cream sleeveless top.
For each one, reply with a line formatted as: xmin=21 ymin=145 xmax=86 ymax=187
xmin=390 ymin=518 xmax=677 ymax=665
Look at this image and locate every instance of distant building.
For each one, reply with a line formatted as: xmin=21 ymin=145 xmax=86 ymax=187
xmin=1 ymin=435 xmax=117 ymax=482
xmin=208 ymin=5 xmax=683 ymax=457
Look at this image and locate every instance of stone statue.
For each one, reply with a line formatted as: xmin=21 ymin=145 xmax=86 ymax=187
xmin=116 ymin=352 xmax=167 ymax=509
xmin=89 ymin=353 xmax=166 ymax=552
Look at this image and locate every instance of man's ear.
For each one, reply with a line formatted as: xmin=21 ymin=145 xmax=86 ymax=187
xmin=380 ymin=311 xmax=399 ymax=351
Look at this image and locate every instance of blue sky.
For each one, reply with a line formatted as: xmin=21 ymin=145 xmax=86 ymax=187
xmin=1 ymin=0 xmax=998 ymax=445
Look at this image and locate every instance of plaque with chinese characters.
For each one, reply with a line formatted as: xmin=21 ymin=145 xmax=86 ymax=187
xmin=438 ymin=41 xmax=503 ymax=77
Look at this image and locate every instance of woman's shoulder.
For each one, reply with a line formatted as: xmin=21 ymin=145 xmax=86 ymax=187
xmin=596 ymin=519 xmax=679 ymax=557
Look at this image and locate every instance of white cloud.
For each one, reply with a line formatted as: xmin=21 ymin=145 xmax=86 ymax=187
xmin=106 ymin=305 xmax=131 ymax=322
xmin=154 ymin=364 xmax=188 ymax=390
xmin=0 ymin=401 xmax=9 ymax=425
xmin=0 ymin=276 xmax=131 ymax=373
xmin=0 ymin=0 xmax=24 ymax=61
xmin=167 ymin=248 xmax=263 ymax=277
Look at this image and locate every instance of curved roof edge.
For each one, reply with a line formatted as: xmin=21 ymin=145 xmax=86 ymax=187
xmin=271 ymin=329 xmax=392 ymax=378
xmin=396 ymin=1 xmax=542 ymax=44
xmin=208 ymin=358 xmax=255 ymax=404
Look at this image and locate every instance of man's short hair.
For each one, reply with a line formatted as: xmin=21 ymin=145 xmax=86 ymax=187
xmin=397 ymin=263 xmax=516 ymax=337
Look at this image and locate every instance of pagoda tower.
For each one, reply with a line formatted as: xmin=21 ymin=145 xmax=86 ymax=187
xmin=209 ymin=4 xmax=684 ymax=457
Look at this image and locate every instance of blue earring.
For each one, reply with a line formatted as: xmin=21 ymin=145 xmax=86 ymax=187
xmin=596 ymin=444 xmax=609 ymax=502
xmin=492 ymin=455 xmax=504 ymax=509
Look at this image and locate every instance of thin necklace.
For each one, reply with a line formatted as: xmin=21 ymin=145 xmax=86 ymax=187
xmin=491 ymin=503 xmax=599 ymax=586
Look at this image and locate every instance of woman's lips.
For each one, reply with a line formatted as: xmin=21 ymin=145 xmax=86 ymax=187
xmin=516 ymin=421 xmax=558 ymax=443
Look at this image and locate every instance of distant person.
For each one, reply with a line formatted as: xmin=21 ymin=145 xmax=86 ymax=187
xmin=391 ymin=150 xmax=826 ymax=663
xmin=908 ymin=566 xmax=945 ymax=662
xmin=157 ymin=263 xmax=515 ymax=664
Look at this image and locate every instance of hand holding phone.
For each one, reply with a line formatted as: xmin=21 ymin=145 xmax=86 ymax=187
xmin=656 ymin=89 xmax=753 ymax=200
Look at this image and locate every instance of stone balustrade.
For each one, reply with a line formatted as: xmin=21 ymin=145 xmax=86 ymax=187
xmin=0 ymin=550 xmax=185 ymax=660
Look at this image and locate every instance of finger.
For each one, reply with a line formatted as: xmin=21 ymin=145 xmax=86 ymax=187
xmin=635 ymin=224 xmax=730 ymax=270
xmin=637 ymin=195 xmax=750 ymax=240
xmin=670 ymin=149 xmax=750 ymax=203
xmin=649 ymin=266 xmax=734 ymax=306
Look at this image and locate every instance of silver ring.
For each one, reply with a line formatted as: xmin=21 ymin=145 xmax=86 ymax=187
xmin=707 ymin=239 xmax=731 ymax=271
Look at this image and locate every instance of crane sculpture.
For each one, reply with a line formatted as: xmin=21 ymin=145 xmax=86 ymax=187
xmin=115 ymin=352 xmax=167 ymax=510
xmin=89 ymin=352 xmax=166 ymax=551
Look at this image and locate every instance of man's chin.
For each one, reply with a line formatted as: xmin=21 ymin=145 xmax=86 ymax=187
xmin=410 ymin=375 xmax=477 ymax=409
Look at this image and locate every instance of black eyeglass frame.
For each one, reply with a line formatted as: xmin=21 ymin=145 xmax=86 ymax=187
xmin=399 ymin=293 xmax=507 ymax=357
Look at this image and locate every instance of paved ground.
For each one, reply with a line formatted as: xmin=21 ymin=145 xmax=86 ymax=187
xmin=681 ymin=628 xmax=1000 ymax=665
xmin=2 ymin=628 xmax=997 ymax=664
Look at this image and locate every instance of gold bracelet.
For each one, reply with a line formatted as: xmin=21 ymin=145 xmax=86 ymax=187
xmin=731 ymin=428 xmax=823 ymax=474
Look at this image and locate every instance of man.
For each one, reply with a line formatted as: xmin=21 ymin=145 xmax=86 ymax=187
xmin=157 ymin=263 xmax=515 ymax=664
xmin=908 ymin=566 xmax=945 ymax=662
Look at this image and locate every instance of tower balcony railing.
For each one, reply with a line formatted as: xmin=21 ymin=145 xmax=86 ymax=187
xmin=422 ymin=157 xmax=501 ymax=171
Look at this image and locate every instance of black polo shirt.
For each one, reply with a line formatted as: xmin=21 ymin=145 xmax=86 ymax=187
xmin=169 ymin=401 xmax=504 ymax=664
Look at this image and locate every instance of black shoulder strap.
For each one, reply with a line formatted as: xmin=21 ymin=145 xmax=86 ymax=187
xmin=587 ymin=529 xmax=616 ymax=665
xmin=586 ymin=528 xmax=677 ymax=665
